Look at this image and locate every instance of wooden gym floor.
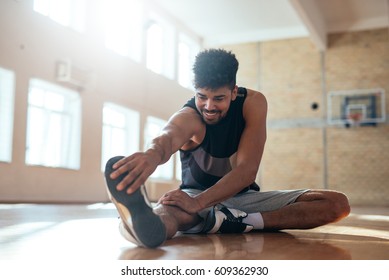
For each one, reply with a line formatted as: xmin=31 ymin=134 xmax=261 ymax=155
xmin=0 ymin=203 xmax=388 ymax=260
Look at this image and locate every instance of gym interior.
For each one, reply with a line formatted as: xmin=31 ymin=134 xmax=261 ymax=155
xmin=0 ymin=0 xmax=388 ymax=261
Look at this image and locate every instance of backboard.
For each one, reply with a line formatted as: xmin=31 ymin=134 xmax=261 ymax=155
xmin=327 ymin=88 xmax=386 ymax=127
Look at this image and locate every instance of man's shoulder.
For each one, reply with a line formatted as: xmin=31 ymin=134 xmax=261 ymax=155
xmin=245 ymin=88 xmax=267 ymax=104
xmin=242 ymin=89 xmax=268 ymax=119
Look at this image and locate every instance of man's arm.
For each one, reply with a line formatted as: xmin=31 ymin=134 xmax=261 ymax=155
xmin=193 ymin=89 xmax=267 ymax=210
xmin=110 ymin=107 xmax=204 ymax=194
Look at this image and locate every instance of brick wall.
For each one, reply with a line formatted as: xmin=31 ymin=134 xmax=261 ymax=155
xmin=325 ymin=29 xmax=389 ymax=206
xmin=327 ymin=127 xmax=389 ymax=205
xmin=225 ymin=28 xmax=389 ymax=206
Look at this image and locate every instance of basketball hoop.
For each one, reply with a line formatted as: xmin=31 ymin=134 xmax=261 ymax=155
xmin=347 ymin=112 xmax=362 ymax=128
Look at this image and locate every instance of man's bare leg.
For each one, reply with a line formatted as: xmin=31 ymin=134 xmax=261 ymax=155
xmin=153 ymin=190 xmax=351 ymax=239
xmin=153 ymin=204 xmax=202 ymax=239
xmin=262 ymin=190 xmax=350 ymax=230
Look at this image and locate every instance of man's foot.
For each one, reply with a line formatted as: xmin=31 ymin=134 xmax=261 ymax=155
xmin=105 ymin=156 xmax=167 ymax=248
xmin=202 ymin=206 xmax=253 ymax=233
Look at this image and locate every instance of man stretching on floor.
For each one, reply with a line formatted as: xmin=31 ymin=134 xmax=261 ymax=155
xmin=105 ymin=49 xmax=350 ymax=248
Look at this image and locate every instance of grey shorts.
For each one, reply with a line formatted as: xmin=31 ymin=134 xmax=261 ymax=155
xmin=181 ymin=188 xmax=310 ymax=219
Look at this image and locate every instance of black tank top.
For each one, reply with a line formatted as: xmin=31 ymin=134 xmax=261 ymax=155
xmin=179 ymin=87 xmax=260 ymax=193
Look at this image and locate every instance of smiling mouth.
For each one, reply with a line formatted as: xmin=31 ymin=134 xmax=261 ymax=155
xmin=204 ymin=111 xmax=217 ymax=116
xmin=203 ymin=110 xmax=220 ymax=118
xmin=202 ymin=110 xmax=222 ymax=124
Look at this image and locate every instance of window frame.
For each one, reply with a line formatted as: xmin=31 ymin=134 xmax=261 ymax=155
xmin=33 ymin=0 xmax=87 ymax=33
xmin=25 ymin=78 xmax=81 ymax=170
xmin=144 ymin=115 xmax=174 ymax=180
xmin=0 ymin=67 xmax=15 ymax=163
xmin=99 ymin=0 xmax=143 ymax=62
xmin=177 ymin=33 xmax=200 ymax=89
xmin=101 ymin=102 xmax=140 ymax=171
xmin=145 ymin=12 xmax=176 ymax=80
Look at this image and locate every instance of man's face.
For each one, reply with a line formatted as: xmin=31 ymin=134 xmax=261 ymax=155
xmin=195 ymin=86 xmax=237 ymax=125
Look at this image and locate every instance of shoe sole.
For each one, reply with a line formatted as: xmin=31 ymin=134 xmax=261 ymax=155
xmin=105 ymin=156 xmax=167 ymax=248
xmin=118 ymin=220 xmax=139 ymax=244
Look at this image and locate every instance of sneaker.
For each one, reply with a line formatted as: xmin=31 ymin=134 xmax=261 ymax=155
xmin=105 ymin=156 xmax=167 ymax=248
xmin=118 ymin=219 xmax=140 ymax=245
xmin=202 ymin=206 xmax=253 ymax=233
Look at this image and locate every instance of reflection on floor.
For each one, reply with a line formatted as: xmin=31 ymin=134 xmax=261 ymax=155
xmin=0 ymin=204 xmax=388 ymax=260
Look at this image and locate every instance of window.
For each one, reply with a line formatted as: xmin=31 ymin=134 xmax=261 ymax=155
xmin=33 ymin=0 xmax=86 ymax=33
xmin=146 ymin=22 xmax=164 ymax=75
xmin=100 ymin=0 xmax=143 ymax=62
xmin=25 ymin=79 xmax=81 ymax=169
xmin=0 ymin=67 xmax=15 ymax=163
xmin=178 ymin=34 xmax=200 ymax=89
xmin=145 ymin=13 xmax=175 ymax=80
xmin=144 ymin=116 xmax=173 ymax=180
xmin=101 ymin=103 xmax=140 ymax=171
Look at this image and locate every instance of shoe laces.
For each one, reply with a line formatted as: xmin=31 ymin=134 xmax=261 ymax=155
xmin=220 ymin=207 xmax=244 ymax=223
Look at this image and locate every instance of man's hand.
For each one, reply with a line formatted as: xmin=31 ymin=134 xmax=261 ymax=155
xmin=109 ymin=151 xmax=160 ymax=194
xmin=159 ymin=189 xmax=203 ymax=214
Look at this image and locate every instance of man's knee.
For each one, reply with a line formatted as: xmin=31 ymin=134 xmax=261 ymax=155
xmin=325 ymin=191 xmax=351 ymax=223
xmin=298 ymin=190 xmax=350 ymax=225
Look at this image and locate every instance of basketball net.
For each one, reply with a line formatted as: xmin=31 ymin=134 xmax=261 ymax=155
xmin=347 ymin=113 xmax=362 ymax=127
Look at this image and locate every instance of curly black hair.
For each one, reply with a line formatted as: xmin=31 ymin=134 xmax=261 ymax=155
xmin=192 ymin=49 xmax=239 ymax=90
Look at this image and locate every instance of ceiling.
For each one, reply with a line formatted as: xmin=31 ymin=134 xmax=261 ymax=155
xmin=152 ymin=0 xmax=389 ymax=50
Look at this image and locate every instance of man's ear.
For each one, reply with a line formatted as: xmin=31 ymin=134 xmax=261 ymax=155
xmin=231 ymin=85 xmax=238 ymax=101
